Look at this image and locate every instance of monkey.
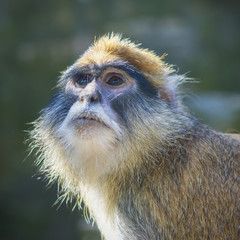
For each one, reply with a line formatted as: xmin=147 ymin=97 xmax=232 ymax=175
xmin=30 ymin=33 xmax=240 ymax=240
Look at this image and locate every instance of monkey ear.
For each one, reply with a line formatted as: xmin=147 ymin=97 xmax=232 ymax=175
xmin=157 ymin=74 xmax=185 ymax=107
xmin=158 ymin=87 xmax=176 ymax=105
xmin=158 ymin=87 xmax=177 ymax=106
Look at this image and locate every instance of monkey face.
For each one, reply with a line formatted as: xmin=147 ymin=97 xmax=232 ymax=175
xmin=58 ymin=65 xmax=134 ymax=139
xmin=35 ymin=60 xmax=168 ymax=178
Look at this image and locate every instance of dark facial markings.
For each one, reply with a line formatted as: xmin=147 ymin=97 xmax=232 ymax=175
xmin=42 ymin=90 xmax=78 ymax=128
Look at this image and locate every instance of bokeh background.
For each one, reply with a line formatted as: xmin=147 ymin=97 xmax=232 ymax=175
xmin=0 ymin=0 xmax=240 ymax=239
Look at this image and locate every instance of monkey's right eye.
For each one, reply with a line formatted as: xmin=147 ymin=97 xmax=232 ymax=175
xmin=74 ymin=74 xmax=92 ymax=87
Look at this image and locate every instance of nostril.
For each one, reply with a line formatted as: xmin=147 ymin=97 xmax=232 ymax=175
xmin=90 ymin=96 xmax=98 ymax=102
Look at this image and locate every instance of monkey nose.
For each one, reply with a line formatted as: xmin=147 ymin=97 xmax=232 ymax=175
xmin=79 ymin=92 xmax=101 ymax=104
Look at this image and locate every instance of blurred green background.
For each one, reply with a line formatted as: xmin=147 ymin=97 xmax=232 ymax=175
xmin=0 ymin=0 xmax=239 ymax=239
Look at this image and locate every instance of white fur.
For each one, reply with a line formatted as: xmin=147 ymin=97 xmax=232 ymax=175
xmin=55 ymin=101 xmax=123 ymax=181
xmin=80 ymin=184 xmax=127 ymax=240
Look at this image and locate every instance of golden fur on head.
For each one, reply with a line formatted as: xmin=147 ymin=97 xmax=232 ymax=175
xmin=76 ymin=33 xmax=173 ymax=88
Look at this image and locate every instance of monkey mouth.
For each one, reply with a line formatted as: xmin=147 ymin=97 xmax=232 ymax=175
xmin=74 ymin=114 xmax=109 ymax=129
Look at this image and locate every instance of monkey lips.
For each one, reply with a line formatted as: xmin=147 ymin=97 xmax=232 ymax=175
xmin=74 ymin=114 xmax=110 ymax=137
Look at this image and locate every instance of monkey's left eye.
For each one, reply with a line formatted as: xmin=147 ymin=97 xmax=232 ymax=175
xmin=106 ymin=76 xmax=124 ymax=86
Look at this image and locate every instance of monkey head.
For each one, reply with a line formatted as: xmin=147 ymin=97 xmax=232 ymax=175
xmin=31 ymin=33 xmax=189 ymax=190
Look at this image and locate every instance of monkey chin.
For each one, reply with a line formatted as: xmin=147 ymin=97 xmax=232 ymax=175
xmin=57 ymin=118 xmax=119 ymax=180
xmin=71 ymin=118 xmax=118 ymax=150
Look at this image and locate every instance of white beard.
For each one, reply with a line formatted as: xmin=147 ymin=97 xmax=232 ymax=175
xmin=55 ymin=101 xmax=122 ymax=182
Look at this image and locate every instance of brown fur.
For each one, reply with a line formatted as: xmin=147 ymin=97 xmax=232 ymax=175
xmin=102 ymin=129 xmax=240 ymax=239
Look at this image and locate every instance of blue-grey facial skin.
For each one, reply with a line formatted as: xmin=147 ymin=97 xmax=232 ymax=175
xmin=42 ymin=61 xmax=162 ymax=132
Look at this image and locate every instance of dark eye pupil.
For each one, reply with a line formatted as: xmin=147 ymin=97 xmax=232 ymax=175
xmin=107 ymin=77 xmax=124 ymax=86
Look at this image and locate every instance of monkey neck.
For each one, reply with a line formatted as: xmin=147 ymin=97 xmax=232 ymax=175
xmin=98 ymin=123 xmax=201 ymax=218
